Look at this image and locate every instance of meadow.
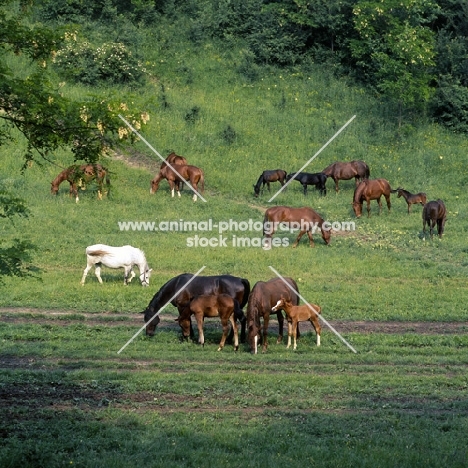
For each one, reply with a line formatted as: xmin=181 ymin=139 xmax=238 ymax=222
xmin=1 ymin=31 xmax=468 ymax=467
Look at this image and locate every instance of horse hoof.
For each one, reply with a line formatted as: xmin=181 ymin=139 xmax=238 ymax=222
xmin=217 ymin=347 xmax=222 ymax=352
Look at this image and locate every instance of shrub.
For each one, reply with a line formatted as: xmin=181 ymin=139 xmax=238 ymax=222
xmin=53 ymin=39 xmax=148 ymax=86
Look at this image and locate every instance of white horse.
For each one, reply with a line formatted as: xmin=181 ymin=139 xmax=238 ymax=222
xmin=80 ymin=244 xmax=152 ymax=286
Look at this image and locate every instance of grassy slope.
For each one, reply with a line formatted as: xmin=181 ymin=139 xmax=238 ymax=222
xmin=1 ymin=25 xmax=468 ymax=468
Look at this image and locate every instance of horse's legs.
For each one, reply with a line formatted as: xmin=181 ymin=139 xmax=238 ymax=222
xmin=94 ymin=265 xmax=103 ymax=284
xmin=230 ymin=315 xmax=239 ymax=351
xmin=195 ymin=313 xmax=205 ymax=346
xmin=80 ymin=263 xmax=93 ymax=285
xmin=267 ymin=182 xmax=271 ymax=193
xmin=302 ymin=184 xmax=307 ymax=195
xmin=385 ymin=194 xmax=391 ymax=212
xmin=276 ymin=311 xmax=284 ymax=344
xmin=377 ymin=196 xmax=383 ymax=215
xmin=306 ymin=230 xmax=315 ymax=248
xmin=335 ymin=178 xmax=339 ymax=193
xmin=366 ymin=199 xmax=372 ymax=217
xmin=286 ymin=321 xmax=292 ymax=349
xmin=261 ymin=315 xmax=270 ymax=353
xmin=218 ymin=315 xmax=230 ymax=351
xmin=292 ymin=230 xmax=307 ymax=248
xmin=310 ymin=316 xmax=321 ymax=346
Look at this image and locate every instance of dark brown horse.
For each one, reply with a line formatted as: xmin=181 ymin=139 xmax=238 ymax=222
xmin=143 ymin=274 xmax=250 ymax=342
xmin=247 ymin=277 xmax=300 ymax=354
xmin=391 ymin=187 xmax=427 ymax=214
xmin=50 ymin=164 xmax=110 ymax=203
xmin=352 ymin=178 xmax=392 ymax=218
xmin=253 ymin=169 xmax=287 ymax=197
xmin=272 ymin=297 xmax=321 ymax=350
xmin=177 ymin=294 xmax=240 ymax=351
xmin=160 ymin=152 xmax=188 ymax=169
xmin=423 ymin=199 xmax=447 ymax=239
xmin=150 ymin=164 xmax=205 ymax=201
xmin=322 ymin=160 xmax=370 ymax=192
xmin=263 ymin=206 xmax=331 ymax=248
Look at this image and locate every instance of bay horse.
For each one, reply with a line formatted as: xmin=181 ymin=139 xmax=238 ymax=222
xmin=247 ymin=277 xmax=300 ymax=354
xmin=150 ymin=164 xmax=205 ymax=201
xmin=160 ymin=152 xmax=187 ymax=169
xmin=142 ymin=274 xmax=250 ymax=342
xmin=391 ymin=187 xmax=427 ymax=214
xmin=423 ymin=199 xmax=447 ymax=239
xmin=253 ymin=169 xmax=287 ymax=197
xmin=352 ymin=178 xmax=392 ymax=218
xmin=286 ymin=171 xmax=327 ymax=196
xmin=272 ymin=297 xmax=321 ymax=350
xmin=51 ymin=164 xmax=110 ymax=203
xmin=177 ymin=294 xmax=240 ymax=351
xmin=322 ymin=160 xmax=370 ymax=192
xmin=263 ymin=205 xmax=331 ymax=249
xmin=80 ymin=244 xmax=152 ymax=286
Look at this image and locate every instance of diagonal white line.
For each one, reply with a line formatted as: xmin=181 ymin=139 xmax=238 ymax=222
xmin=268 ymin=115 xmax=356 ymax=202
xmin=118 ymin=114 xmax=207 ymax=202
xmin=268 ymin=265 xmax=357 ymax=353
xmin=117 ymin=265 xmax=207 ymax=354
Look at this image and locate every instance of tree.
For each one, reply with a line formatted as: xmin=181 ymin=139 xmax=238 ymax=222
xmin=0 ymin=0 xmax=148 ymax=278
xmin=349 ymin=0 xmax=438 ymax=126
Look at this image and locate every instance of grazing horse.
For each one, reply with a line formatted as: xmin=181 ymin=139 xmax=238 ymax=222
xmin=352 ymin=178 xmax=392 ymax=218
xmin=177 ymin=294 xmax=240 ymax=351
xmin=253 ymin=169 xmax=287 ymax=197
xmin=142 ymin=274 xmax=250 ymax=342
xmin=423 ymin=199 xmax=447 ymax=239
xmin=80 ymin=244 xmax=152 ymax=286
xmin=263 ymin=205 xmax=331 ymax=249
xmin=160 ymin=152 xmax=188 ymax=169
xmin=322 ymin=160 xmax=370 ymax=192
xmin=286 ymin=171 xmax=327 ymax=196
xmin=391 ymin=187 xmax=427 ymax=214
xmin=272 ymin=297 xmax=321 ymax=350
xmin=247 ymin=277 xmax=300 ymax=354
xmin=150 ymin=164 xmax=205 ymax=201
xmin=51 ymin=164 xmax=110 ymax=203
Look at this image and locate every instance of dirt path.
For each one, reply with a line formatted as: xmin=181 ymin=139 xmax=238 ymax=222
xmin=1 ymin=307 xmax=467 ymax=334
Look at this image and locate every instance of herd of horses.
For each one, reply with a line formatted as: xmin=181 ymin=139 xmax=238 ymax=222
xmin=142 ymin=272 xmax=321 ymax=354
xmin=54 ymin=153 xmax=447 ymax=352
xmin=253 ymin=159 xmax=447 ymax=240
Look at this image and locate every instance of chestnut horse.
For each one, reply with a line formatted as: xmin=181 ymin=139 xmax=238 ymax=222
xmin=177 ymin=294 xmax=240 ymax=351
xmin=272 ymin=297 xmax=321 ymax=350
xmin=51 ymin=164 xmax=110 ymax=203
xmin=247 ymin=277 xmax=300 ymax=354
xmin=352 ymin=178 xmax=392 ymax=218
xmin=160 ymin=152 xmax=187 ymax=169
xmin=391 ymin=187 xmax=427 ymax=214
xmin=322 ymin=160 xmax=370 ymax=192
xmin=263 ymin=205 xmax=331 ymax=248
xmin=253 ymin=169 xmax=287 ymax=197
xmin=150 ymin=164 xmax=204 ymax=201
xmin=423 ymin=199 xmax=447 ymax=239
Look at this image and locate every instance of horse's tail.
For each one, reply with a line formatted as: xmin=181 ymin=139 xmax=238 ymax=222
xmin=364 ymin=163 xmax=370 ymax=179
xmin=199 ymin=170 xmax=205 ymax=193
xmin=239 ymin=278 xmax=250 ymax=309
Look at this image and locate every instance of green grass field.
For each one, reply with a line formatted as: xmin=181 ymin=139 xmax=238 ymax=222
xmin=1 ymin=32 xmax=468 ymax=467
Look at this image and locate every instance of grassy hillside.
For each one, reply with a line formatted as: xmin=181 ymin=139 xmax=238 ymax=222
xmin=1 ymin=26 xmax=468 ymax=468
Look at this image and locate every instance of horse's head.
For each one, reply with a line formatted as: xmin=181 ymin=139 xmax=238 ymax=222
xmin=271 ymin=297 xmax=286 ymax=312
xmin=321 ymin=225 xmax=331 ymax=245
xmin=50 ymin=183 xmax=58 ymax=195
xmin=246 ymin=304 xmax=261 ymax=354
xmin=253 ymin=185 xmax=260 ymax=197
xmin=352 ymin=201 xmax=362 ymax=218
xmin=140 ymin=268 xmax=152 ymax=287
xmin=142 ymin=307 xmax=160 ymax=336
xmin=150 ymin=178 xmax=160 ymax=194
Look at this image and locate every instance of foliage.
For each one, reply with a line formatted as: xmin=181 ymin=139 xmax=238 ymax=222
xmin=53 ymin=38 xmax=148 ymax=86
xmin=349 ymin=0 xmax=437 ymax=125
xmin=0 ymin=187 xmax=36 ymax=281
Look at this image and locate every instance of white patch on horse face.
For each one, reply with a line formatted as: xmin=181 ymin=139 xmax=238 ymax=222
xmin=317 ymin=334 xmax=321 ymax=347
xmin=272 ymin=299 xmax=282 ymax=311
xmin=254 ymin=335 xmax=258 ymax=354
